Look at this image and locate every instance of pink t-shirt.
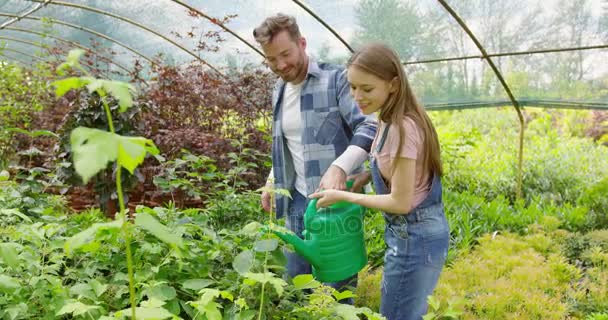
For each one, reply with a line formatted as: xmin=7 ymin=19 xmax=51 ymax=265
xmin=370 ymin=117 xmax=431 ymax=211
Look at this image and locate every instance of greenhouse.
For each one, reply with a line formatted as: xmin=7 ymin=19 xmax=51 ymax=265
xmin=0 ymin=0 xmax=607 ymax=319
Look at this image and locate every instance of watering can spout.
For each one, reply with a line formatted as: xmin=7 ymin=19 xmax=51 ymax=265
xmin=272 ymin=230 xmax=320 ymax=266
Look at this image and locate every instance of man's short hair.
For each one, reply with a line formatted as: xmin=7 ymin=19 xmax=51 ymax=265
xmin=253 ymin=13 xmax=301 ymax=45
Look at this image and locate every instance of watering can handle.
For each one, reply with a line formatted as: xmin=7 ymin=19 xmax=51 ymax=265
xmin=306 ymin=180 xmax=355 ymax=214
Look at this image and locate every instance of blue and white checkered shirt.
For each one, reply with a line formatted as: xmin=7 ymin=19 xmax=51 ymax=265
xmin=270 ymin=59 xmax=377 ymax=218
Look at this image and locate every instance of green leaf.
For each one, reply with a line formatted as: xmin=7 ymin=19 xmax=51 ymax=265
xmin=89 ymin=279 xmax=108 ymax=297
xmin=146 ymin=284 xmax=177 ymax=301
xmin=427 ymin=295 xmax=440 ymax=311
xmin=115 ymin=307 xmax=175 ymax=319
xmin=5 ymin=303 xmax=27 ymax=320
xmin=204 ymin=302 xmax=222 ymax=320
xmin=333 ymin=290 xmax=355 ymax=301
xmin=0 ymin=243 xmax=21 ymax=269
xmin=5 ymin=127 xmax=58 ymax=138
xmin=254 ymin=239 xmax=278 ymax=252
xmin=52 ymin=77 xmax=92 ymax=97
xmin=67 ymin=49 xmax=86 ymax=66
xmin=69 ymin=283 xmax=96 ymax=301
xmin=70 ymin=127 xmax=118 ymax=183
xmin=64 ymin=219 xmax=122 ymax=255
xmin=182 ymin=279 xmax=214 ymax=291
xmin=104 ymin=80 xmax=136 ymax=112
xmin=232 ymin=250 xmax=254 ymax=275
xmin=117 ymin=136 xmax=159 ymax=174
xmin=0 ymin=170 xmax=9 ymax=181
xmin=0 ymin=209 xmax=31 ymax=223
xmin=292 ymin=274 xmax=321 ymax=290
xmin=243 ymin=272 xmax=287 ymax=297
xmin=333 ymin=304 xmax=361 ymax=320
xmin=56 ymin=301 xmax=100 ymax=316
xmin=141 ymin=298 xmax=167 ymax=308
xmin=70 ymin=127 xmax=158 ymax=183
xmin=240 ymin=222 xmax=262 ymax=236
xmin=237 ymin=310 xmax=256 ymax=320
xmin=0 ymin=275 xmax=19 ymax=291
xmin=444 ymin=310 xmax=463 ymax=318
xmin=135 ymin=212 xmax=183 ymax=248
xmin=422 ymin=312 xmax=436 ymax=320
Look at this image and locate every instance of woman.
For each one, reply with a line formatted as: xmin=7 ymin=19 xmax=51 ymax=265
xmin=310 ymin=43 xmax=449 ymax=320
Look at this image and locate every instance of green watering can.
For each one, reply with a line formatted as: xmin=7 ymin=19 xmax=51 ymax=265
xmin=272 ymin=182 xmax=367 ymax=282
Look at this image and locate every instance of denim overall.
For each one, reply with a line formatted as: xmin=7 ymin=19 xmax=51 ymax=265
xmin=371 ymin=125 xmax=450 ymax=320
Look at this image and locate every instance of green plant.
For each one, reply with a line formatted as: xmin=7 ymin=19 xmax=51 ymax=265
xmin=423 ymin=295 xmax=464 ymax=320
xmin=52 ymin=48 xmax=160 ymax=318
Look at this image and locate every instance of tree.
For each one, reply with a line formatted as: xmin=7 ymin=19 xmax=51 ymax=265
xmin=352 ymin=0 xmax=425 ymax=61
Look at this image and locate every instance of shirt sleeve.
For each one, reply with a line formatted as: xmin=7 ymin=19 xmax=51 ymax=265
xmin=331 ymin=145 xmax=369 ymax=175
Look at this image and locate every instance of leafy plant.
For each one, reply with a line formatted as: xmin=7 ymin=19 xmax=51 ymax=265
xmin=52 ymin=48 xmax=159 ymax=318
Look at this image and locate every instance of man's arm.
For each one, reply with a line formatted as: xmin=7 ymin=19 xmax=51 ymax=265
xmin=317 ymin=69 xmax=378 ymax=191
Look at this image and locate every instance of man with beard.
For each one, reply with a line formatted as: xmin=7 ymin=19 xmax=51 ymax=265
xmin=253 ymin=13 xmax=377 ymax=298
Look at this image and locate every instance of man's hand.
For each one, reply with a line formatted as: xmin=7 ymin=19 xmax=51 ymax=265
xmin=317 ymin=165 xmax=347 ymax=192
xmin=347 ymin=171 xmax=371 ymax=193
xmin=261 ymin=185 xmax=272 ymax=213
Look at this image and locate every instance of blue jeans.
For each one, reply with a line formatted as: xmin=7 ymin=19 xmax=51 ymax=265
xmin=380 ymin=203 xmax=450 ymax=320
xmin=285 ymin=190 xmax=357 ymax=304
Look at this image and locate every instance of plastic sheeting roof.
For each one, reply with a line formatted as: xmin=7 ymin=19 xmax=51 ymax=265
xmin=0 ymin=0 xmax=607 ymax=110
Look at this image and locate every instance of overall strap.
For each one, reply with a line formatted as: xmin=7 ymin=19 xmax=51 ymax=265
xmin=375 ymin=123 xmax=391 ymax=153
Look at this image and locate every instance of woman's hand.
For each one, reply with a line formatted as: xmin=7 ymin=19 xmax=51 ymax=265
xmin=309 ymin=190 xmax=348 ymax=209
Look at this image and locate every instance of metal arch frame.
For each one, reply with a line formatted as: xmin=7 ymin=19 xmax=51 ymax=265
xmin=0 ymin=52 xmax=34 ymax=66
xmin=0 ymin=35 xmax=134 ymax=76
xmin=437 ymin=0 xmax=525 ymax=199
xmin=2 ymin=26 xmax=132 ymax=74
xmin=170 ymin=0 xmax=264 ymax=58
xmin=26 ymin=0 xmax=223 ymax=76
xmin=291 ymin=0 xmax=354 ymax=53
xmin=0 ymin=47 xmax=46 ymax=62
xmin=0 ymin=12 xmax=157 ymax=66
xmin=402 ymin=44 xmax=608 ymax=65
xmin=0 ymin=0 xmax=50 ymax=29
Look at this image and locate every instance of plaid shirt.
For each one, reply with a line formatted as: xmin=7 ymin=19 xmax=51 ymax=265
xmin=271 ymin=59 xmax=377 ymax=218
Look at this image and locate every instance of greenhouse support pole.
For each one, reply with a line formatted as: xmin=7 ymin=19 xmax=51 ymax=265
xmin=437 ymin=0 xmax=525 ymax=199
xmin=0 ymin=0 xmax=50 ymax=29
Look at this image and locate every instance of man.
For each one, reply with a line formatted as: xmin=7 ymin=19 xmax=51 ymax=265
xmin=254 ymin=13 xmax=377 ymax=292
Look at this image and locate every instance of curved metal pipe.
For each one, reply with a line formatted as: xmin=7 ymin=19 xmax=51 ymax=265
xmin=0 ymin=47 xmax=46 ymax=61
xmin=291 ymin=0 xmax=354 ymax=53
xmin=437 ymin=0 xmax=525 ymax=199
xmin=27 ymin=0 xmax=223 ymax=75
xmin=0 ymin=12 xmax=156 ymax=66
xmin=0 ymin=52 xmax=33 ymax=66
xmin=0 ymin=35 xmax=135 ymax=78
xmin=402 ymin=43 xmax=608 ymax=65
xmin=0 ymin=0 xmax=50 ymax=29
xmin=2 ymin=26 xmax=132 ymax=74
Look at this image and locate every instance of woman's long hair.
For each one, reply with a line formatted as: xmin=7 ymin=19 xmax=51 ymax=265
xmin=347 ymin=43 xmax=443 ymax=179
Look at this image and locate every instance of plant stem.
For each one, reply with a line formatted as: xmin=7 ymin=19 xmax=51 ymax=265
xmin=101 ymin=96 xmax=116 ymax=134
xmin=258 ymin=188 xmax=274 ymax=320
xmin=101 ymin=96 xmax=136 ymax=319
xmin=117 ymin=164 xmax=137 ymax=319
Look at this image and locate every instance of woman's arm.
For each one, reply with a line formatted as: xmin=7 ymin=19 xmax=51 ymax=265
xmin=310 ymin=157 xmax=416 ymax=214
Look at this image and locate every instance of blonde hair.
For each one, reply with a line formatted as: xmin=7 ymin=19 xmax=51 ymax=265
xmin=253 ymin=13 xmax=301 ymax=45
xmin=348 ymin=43 xmax=443 ymax=178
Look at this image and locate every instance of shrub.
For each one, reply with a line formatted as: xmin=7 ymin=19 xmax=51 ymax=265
xmin=433 ymin=232 xmax=576 ymax=319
